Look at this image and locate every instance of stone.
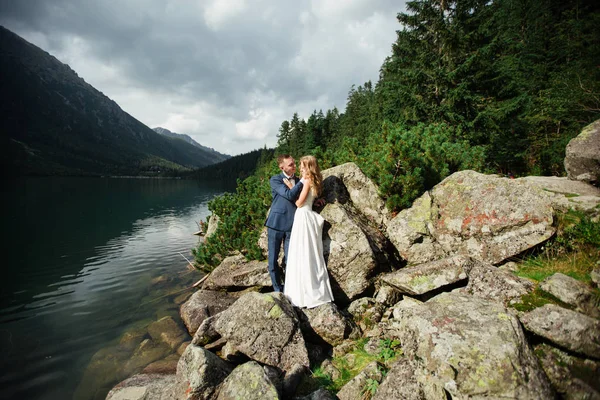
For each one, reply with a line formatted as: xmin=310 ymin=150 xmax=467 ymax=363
xmin=381 ymin=255 xmax=474 ymax=296
xmin=179 ymin=289 xmax=238 ymax=335
xmin=213 ymin=292 xmax=309 ymax=372
xmin=106 ymin=373 xmax=178 ymax=400
xmin=534 ymin=343 xmax=600 ymax=400
xmin=520 ymin=304 xmax=600 ymax=359
xmin=147 ymin=316 xmax=189 ymax=350
xmin=175 ymin=344 xmax=232 ymax=399
xmin=202 ymin=254 xmax=272 ymax=291
xmin=297 ymin=302 xmax=360 ymax=346
xmin=384 ymin=292 xmax=554 ymax=399
xmin=387 ymin=170 xmax=556 ymax=265
xmin=336 ymin=361 xmax=383 ymax=400
xmin=540 ymin=273 xmax=600 ymax=318
xmin=206 ymin=213 xmax=220 ymax=238
xmin=464 ymin=260 xmax=535 ymax=305
xmin=565 ymin=119 xmax=600 ymax=185
xmin=216 ymin=361 xmax=280 ymax=400
xmin=373 ymin=284 xmax=403 ymax=306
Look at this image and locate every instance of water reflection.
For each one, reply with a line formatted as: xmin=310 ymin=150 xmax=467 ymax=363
xmin=0 ymin=177 xmax=230 ymax=400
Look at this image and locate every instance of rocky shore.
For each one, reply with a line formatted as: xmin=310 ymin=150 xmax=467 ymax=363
xmin=96 ymin=121 xmax=599 ymax=399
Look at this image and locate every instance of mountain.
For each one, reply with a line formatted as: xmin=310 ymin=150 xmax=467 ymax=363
xmin=0 ymin=26 xmax=224 ymax=176
xmin=153 ymin=127 xmax=230 ymax=165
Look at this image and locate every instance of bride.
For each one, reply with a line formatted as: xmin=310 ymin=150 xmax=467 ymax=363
xmin=283 ymin=155 xmax=334 ymax=308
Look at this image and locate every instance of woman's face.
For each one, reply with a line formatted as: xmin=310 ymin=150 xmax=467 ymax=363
xmin=300 ymin=162 xmax=307 ymax=177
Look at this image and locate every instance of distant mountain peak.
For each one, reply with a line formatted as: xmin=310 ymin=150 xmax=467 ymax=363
xmin=153 ymin=127 xmax=230 ymax=159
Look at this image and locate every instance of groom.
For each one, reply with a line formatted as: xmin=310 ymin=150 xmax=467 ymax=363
xmin=264 ymin=154 xmax=304 ymax=292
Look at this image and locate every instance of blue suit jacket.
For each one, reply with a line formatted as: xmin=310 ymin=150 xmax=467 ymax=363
xmin=265 ymin=173 xmax=304 ymax=232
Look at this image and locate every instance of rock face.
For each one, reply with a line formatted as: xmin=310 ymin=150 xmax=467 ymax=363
xmin=212 ymin=292 xmax=310 ymax=372
xmin=387 ymin=170 xmax=556 ymax=265
xmin=520 ymin=304 xmax=600 ymax=359
xmin=386 ymin=292 xmax=555 ymax=399
xmin=565 ymin=119 xmax=600 ymax=185
xmin=463 ymin=260 xmax=535 ymax=305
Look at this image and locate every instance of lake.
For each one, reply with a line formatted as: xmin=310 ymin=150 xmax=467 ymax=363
xmin=0 ymin=177 xmax=233 ymax=400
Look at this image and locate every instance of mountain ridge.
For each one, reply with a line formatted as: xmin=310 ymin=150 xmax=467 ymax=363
xmin=0 ymin=25 xmax=224 ymax=176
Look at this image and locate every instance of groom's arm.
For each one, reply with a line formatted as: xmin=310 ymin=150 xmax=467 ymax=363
xmin=270 ymin=175 xmax=304 ymax=202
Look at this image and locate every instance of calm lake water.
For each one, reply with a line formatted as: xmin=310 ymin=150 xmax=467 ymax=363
xmin=0 ymin=177 xmax=233 ymax=400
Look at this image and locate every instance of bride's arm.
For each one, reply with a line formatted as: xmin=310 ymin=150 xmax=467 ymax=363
xmin=295 ymin=177 xmax=311 ymax=207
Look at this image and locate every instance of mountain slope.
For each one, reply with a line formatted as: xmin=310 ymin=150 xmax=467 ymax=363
xmin=153 ymin=127 xmax=230 ymax=165
xmin=0 ymin=26 xmax=222 ymax=176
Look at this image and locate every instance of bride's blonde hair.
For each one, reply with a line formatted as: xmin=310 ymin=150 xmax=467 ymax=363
xmin=300 ymin=155 xmax=323 ymax=197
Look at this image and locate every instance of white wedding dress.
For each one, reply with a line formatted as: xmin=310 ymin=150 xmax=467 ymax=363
xmin=284 ymin=189 xmax=334 ymax=308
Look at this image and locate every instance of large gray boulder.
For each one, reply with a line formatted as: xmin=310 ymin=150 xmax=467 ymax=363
xmin=565 ymin=119 xmax=600 ymax=185
xmin=463 ymin=260 xmax=535 ymax=305
xmin=540 ymin=273 xmax=600 ymax=318
xmin=321 ymin=162 xmax=391 ymax=228
xmin=297 ymin=302 xmax=360 ymax=346
xmin=216 ymin=361 xmax=280 ymax=400
xmin=212 ymin=292 xmax=310 ymax=372
xmin=180 ymin=290 xmax=238 ymax=335
xmin=522 ymin=176 xmax=600 ymax=213
xmin=105 ymin=373 xmax=178 ymax=400
xmin=520 ymin=304 xmax=600 ymax=359
xmin=387 ymin=170 xmax=556 ymax=265
xmin=380 ymin=255 xmax=473 ymax=296
xmin=201 ymin=254 xmax=271 ymax=291
xmin=534 ymin=343 xmax=600 ymax=400
xmin=372 ymin=357 xmax=446 ymax=400
xmin=385 ymin=292 xmax=554 ymax=399
xmin=320 ymin=201 xmax=390 ymax=303
xmin=175 ymin=344 xmax=233 ymax=399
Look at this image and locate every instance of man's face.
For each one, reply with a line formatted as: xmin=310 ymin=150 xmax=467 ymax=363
xmin=280 ymin=157 xmax=296 ymax=176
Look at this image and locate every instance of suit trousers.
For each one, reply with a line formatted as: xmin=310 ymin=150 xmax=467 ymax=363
xmin=267 ymin=227 xmax=291 ymax=292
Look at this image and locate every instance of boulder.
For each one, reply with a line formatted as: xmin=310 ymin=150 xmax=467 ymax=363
xmin=534 ymin=343 xmax=600 ymax=400
xmin=387 ymin=170 xmax=556 ymax=265
xmin=297 ymin=302 xmax=360 ymax=346
xmin=175 ymin=344 xmax=233 ymax=399
xmin=201 ymin=254 xmax=271 ymax=291
xmin=105 ymin=373 xmax=178 ymax=400
xmin=142 ymin=354 xmax=180 ymax=375
xmin=213 ymin=292 xmax=309 ymax=372
xmin=321 ymin=162 xmax=391 ymax=228
xmin=180 ymin=290 xmax=238 ymax=335
xmin=320 ymin=201 xmax=391 ymax=303
xmin=520 ymin=304 xmax=600 ymax=359
xmin=147 ymin=316 xmax=188 ymax=350
xmin=372 ymin=357 xmax=446 ymax=400
xmin=216 ymin=361 xmax=280 ymax=400
xmin=540 ymin=273 xmax=600 ymax=318
xmin=463 ymin=260 xmax=535 ymax=305
xmin=565 ymin=119 xmax=600 ymax=185
xmin=122 ymin=339 xmax=173 ymax=379
xmin=522 ymin=176 xmax=600 ymax=213
xmin=373 ymin=284 xmax=403 ymax=306
xmin=345 ymin=297 xmax=385 ymax=332
xmin=380 ymin=255 xmax=473 ymax=296
xmin=385 ymin=292 xmax=554 ymax=399
xmin=336 ymin=361 xmax=383 ymax=400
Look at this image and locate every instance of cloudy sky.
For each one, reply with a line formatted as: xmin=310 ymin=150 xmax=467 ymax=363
xmin=0 ymin=0 xmax=405 ymax=155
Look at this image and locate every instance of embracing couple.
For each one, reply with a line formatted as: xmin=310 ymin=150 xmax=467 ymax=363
xmin=264 ymin=154 xmax=334 ymax=309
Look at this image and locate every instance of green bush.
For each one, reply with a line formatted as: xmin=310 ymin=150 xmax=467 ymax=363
xmin=192 ymin=174 xmax=272 ymax=271
xmin=359 ymin=122 xmax=486 ymax=211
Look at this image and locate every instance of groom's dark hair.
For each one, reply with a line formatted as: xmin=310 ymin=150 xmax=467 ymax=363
xmin=277 ymin=154 xmax=292 ymax=166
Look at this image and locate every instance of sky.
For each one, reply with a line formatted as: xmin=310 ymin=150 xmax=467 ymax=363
xmin=0 ymin=0 xmax=406 ymax=156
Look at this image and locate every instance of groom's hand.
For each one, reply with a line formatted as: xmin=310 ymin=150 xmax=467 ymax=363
xmin=314 ymin=198 xmax=326 ymax=207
